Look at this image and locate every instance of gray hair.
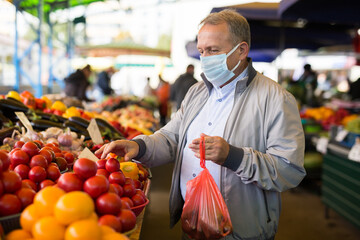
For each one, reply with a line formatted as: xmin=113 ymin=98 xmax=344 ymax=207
xmin=200 ymin=9 xmax=251 ymax=48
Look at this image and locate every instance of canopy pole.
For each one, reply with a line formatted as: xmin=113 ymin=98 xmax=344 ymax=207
xmin=13 ymin=1 xmax=20 ymax=92
xmin=37 ymin=0 xmax=43 ymax=97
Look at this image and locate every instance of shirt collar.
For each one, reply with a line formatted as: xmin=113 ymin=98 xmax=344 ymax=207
xmin=212 ymin=66 xmax=249 ymax=98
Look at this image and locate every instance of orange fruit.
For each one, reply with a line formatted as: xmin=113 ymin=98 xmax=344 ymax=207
xmin=101 ymin=233 xmax=130 ymax=240
xmin=89 ymin=212 xmax=98 ymax=222
xmin=65 ymin=219 xmax=101 ymax=240
xmin=33 ymin=186 xmax=65 ymax=217
xmin=5 ymin=229 xmax=32 ymax=240
xmin=54 ymin=191 xmax=94 ymax=225
xmin=20 ymin=204 xmax=39 ymax=232
xmin=32 ymin=216 xmax=65 ymax=240
xmin=100 ymin=225 xmax=115 ymax=236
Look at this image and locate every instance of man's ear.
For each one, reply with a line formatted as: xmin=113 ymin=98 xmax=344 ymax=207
xmin=239 ymin=42 xmax=249 ymax=60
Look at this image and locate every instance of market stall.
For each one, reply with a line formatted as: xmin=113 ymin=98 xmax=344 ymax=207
xmin=0 ymin=90 xmax=157 ymax=239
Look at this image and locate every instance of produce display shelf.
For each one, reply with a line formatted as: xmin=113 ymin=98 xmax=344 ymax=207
xmin=128 ymin=179 xmax=151 ymax=240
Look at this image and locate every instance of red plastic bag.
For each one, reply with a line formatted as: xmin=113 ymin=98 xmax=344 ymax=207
xmin=181 ymin=136 xmax=233 ymax=239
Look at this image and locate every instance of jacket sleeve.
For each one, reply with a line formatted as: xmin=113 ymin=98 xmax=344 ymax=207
xmin=223 ymin=91 xmax=306 ymax=192
xmin=132 ymin=105 xmax=184 ymax=168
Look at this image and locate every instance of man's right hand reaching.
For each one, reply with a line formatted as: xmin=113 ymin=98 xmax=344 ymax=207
xmin=95 ymin=140 xmax=139 ymax=161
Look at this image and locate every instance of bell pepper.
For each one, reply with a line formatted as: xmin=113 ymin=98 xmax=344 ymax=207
xmin=51 ymin=100 xmax=67 ymax=112
xmin=120 ymin=162 xmax=139 ymax=180
xmin=35 ymin=98 xmax=46 ymax=110
xmin=62 ymin=106 xmax=81 ymax=118
xmin=41 ymin=96 xmax=52 ymax=109
xmin=6 ymin=91 xmax=21 ymax=101
xmin=20 ymin=90 xmax=36 ymax=109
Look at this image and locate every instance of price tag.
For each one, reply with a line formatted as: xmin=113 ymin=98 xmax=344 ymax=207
xmin=78 ymin=147 xmax=99 ymax=162
xmin=15 ymin=112 xmax=33 ymax=132
xmin=316 ymin=137 xmax=329 ymax=154
xmin=87 ymin=119 xmax=104 ymax=145
xmin=335 ymin=129 xmax=348 ymax=142
xmin=348 ymin=143 xmax=360 ymax=162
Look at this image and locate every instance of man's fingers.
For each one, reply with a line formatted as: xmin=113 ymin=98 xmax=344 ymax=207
xmin=95 ymin=144 xmax=106 ymax=156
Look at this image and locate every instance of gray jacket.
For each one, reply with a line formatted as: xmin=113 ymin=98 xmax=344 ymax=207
xmin=134 ymin=58 xmax=306 ymax=240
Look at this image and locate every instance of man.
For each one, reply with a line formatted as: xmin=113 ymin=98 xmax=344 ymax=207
xmin=298 ymin=64 xmax=318 ymax=107
xmin=97 ymin=9 xmax=305 ymax=240
xmin=94 ymin=67 xmax=115 ymax=101
xmin=64 ymin=64 xmax=92 ymax=101
xmin=170 ymin=64 xmax=198 ymax=110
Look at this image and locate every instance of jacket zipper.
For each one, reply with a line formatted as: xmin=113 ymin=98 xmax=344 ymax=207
xmin=263 ymin=190 xmax=271 ymax=223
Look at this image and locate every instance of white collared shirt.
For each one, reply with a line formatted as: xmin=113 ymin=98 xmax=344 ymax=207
xmin=180 ymin=68 xmax=248 ymax=200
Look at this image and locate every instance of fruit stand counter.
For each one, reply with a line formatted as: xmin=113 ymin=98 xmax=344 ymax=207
xmin=321 ymin=143 xmax=360 ymax=229
xmin=128 ymin=179 xmax=151 ymax=240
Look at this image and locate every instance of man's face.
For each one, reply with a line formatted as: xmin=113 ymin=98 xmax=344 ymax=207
xmin=197 ymin=22 xmax=240 ymax=72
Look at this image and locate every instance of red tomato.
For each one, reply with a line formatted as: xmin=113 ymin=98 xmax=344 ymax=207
xmin=46 ymin=165 xmax=61 ymax=181
xmin=39 ymin=179 xmax=55 ymax=189
xmin=41 ymin=147 xmax=55 ymax=161
xmin=96 ymin=169 xmax=110 ymax=179
xmin=10 ymin=150 xmax=29 ymax=167
xmin=55 ymin=157 xmax=67 ymax=171
xmin=1 ymin=171 xmax=22 ymax=193
xmin=110 ymin=184 xmax=123 ymax=197
xmin=30 ymin=155 xmax=48 ymax=169
xmin=15 ymin=187 xmax=36 ymax=209
xmin=73 ymin=158 xmax=97 ymax=180
xmin=109 ymin=172 xmax=125 ymax=186
xmin=9 ymin=148 xmax=20 ymax=159
xmin=121 ymin=200 xmax=131 ymax=210
xmin=28 ymin=166 xmax=47 ymax=183
xmin=105 ymin=158 xmax=120 ymax=173
xmin=124 ymin=178 xmax=134 ymax=186
xmin=122 ymin=184 xmax=136 ymax=198
xmin=22 ymin=179 xmax=37 ymax=192
xmin=133 ymin=179 xmax=143 ymax=190
xmin=83 ymin=175 xmax=109 ymax=199
xmin=135 ymin=189 xmax=146 ymax=200
xmin=0 ymin=180 xmax=3 ymax=196
xmin=98 ymin=214 xmax=122 ymax=232
xmin=96 ymin=192 xmax=122 ymax=216
xmin=0 ymin=194 xmax=22 ymax=216
xmin=33 ymin=140 xmax=44 ymax=148
xmin=14 ymin=164 xmax=30 ymax=180
xmin=57 ymin=172 xmax=83 ymax=192
xmin=117 ymin=209 xmax=136 ymax=232
xmin=21 ymin=142 xmax=40 ymax=158
xmin=120 ymin=197 xmax=134 ymax=208
xmin=39 ymin=149 xmax=53 ymax=164
xmin=96 ymin=159 xmax=107 ymax=169
xmin=64 ymin=152 xmax=75 ymax=164
xmin=14 ymin=141 xmax=25 ymax=149
xmin=131 ymin=194 xmax=145 ymax=207
xmin=55 ymin=152 xmax=64 ymax=158
xmin=0 ymin=160 xmax=2 ymax=173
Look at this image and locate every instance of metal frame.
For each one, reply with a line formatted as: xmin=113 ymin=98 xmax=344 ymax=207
xmin=13 ymin=0 xmax=73 ymax=97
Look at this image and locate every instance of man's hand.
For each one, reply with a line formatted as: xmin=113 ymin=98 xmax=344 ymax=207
xmin=95 ymin=140 xmax=139 ymax=161
xmin=189 ymin=133 xmax=230 ymax=165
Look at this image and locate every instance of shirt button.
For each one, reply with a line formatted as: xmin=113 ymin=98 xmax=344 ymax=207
xmin=193 ymin=173 xmax=196 ymax=177
xmin=208 ymin=122 xmax=212 ymax=126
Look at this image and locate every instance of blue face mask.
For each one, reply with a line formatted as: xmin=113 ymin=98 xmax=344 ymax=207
xmin=200 ymin=43 xmax=241 ymax=88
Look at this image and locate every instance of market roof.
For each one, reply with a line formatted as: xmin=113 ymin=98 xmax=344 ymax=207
xmin=10 ymin=0 xmax=103 ymax=18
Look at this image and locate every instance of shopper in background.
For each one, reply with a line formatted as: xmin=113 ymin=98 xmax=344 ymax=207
xmin=143 ymin=77 xmax=155 ymax=97
xmin=170 ymin=64 xmax=198 ymax=110
xmin=349 ymin=77 xmax=360 ymax=100
xmin=93 ymin=67 xmax=115 ymax=102
xmin=156 ymin=74 xmax=170 ymax=126
xmin=64 ymin=64 xmax=92 ymax=101
xmin=298 ymin=63 xmax=318 ymax=106
xmin=97 ymin=9 xmax=305 ymax=240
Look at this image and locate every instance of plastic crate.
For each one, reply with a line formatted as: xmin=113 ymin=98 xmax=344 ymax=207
xmin=0 ymin=213 xmax=21 ymax=234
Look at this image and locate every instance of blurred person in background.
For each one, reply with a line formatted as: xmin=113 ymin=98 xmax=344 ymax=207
xmin=97 ymin=9 xmax=305 ymax=240
xmin=349 ymin=77 xmax=360 ymax=100
xmin=298 ymin=64 xmax=318 ymax=106
xmin=93 ymin=67 xmax=115 ymax=102
xmin=144 ymin=77 xmax=155 ymax=97
xmin=170 ymin=64 xmax=198 ymax=110
xmin=64 ymin=64 xmax=93 ymax=101
xmin=156 ymin=74 xmax=170 ymax=126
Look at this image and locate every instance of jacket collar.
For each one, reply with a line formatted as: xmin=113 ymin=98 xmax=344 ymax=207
xmin=201 ymin=57 xmax=256 ymax=94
